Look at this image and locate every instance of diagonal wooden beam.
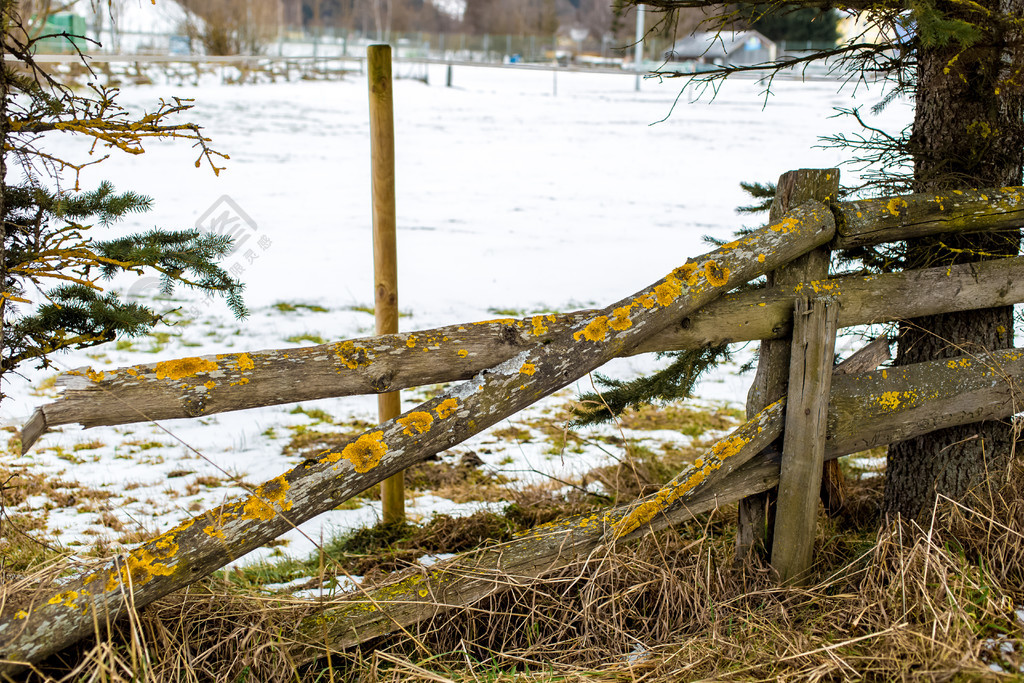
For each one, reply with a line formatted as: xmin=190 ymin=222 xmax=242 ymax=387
xmin=0 ymin=201 xmax=835 ymax=672
xmin=23 ymin=252 xmax=1024 ymax=453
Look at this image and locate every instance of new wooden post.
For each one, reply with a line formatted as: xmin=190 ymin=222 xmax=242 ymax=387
xmin=368 ymin=44 xmax=404 ymax=525
xmin=737 ymin=168 xmax=839 ymax=561
xmin=771 ymin=296 xmax=839 ymax=583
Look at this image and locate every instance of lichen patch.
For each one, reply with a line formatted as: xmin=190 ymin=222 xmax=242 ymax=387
xmin=155 ymin=357 xmax=218 ymax=381
xmin=398 ymin=411 xmax=434 ymax=436
xmin=335 ymin=341 xmax=373 ymax=371
xmin=573 ymin=316 xmax=609 ymax=342
xmin=340 ymin=431 xmax=388 ymax=472
xmin=435 ymin=398 xmax=459 ymax=419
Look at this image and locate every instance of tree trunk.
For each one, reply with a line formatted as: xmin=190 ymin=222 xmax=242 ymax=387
xmin=887 ymin=7 xmax=1024 ymax=519
xmin=0 ymin=1 xmax=8 ymax=402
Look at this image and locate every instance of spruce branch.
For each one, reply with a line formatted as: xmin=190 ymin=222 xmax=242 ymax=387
xmin=570 ymin=345 xmax=733 ymax=426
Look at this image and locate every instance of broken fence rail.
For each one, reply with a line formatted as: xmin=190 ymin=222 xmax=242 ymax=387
xmin=0 ymin=201 xmax=835 ymax=671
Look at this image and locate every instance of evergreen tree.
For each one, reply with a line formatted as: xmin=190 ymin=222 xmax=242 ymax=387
xmin=0 ymin=2 xmax=244 ymax=395
xmin=612 ymin=0 xmax=1022 ymax=521
xmin=742 ymin=4 xmax=840 ymax=44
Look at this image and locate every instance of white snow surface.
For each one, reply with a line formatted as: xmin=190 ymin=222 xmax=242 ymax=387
xmin=3 ymin=64 xmax=912 ymax=569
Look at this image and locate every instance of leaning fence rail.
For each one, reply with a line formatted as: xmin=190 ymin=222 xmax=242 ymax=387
xmin=3 ymin=181 xmax=1024 ymax=669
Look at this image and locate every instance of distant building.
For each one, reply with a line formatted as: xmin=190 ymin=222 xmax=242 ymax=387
xmin=664 ymin=30 xmax=776 ymax=66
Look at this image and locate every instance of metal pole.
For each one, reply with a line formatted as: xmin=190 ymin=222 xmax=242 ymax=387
xmin=634 ymin=4 xmax=645 ymax=91
xmin=367 ymin=44 xmax=405 ymax=525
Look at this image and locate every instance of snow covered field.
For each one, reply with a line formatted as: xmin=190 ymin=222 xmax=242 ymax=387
xmin=2 ymin=64 xmax=912 ymax=568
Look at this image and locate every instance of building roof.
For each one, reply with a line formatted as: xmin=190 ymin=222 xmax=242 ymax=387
xmin=665 ymin=30 xmax=775 ymax=61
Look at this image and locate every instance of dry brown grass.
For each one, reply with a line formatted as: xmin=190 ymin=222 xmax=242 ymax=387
xmin=10 ymin=460 xmax=1024 ymax=682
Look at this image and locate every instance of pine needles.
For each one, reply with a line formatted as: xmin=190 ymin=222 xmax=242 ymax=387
xmin=570 ymin=345 xmax=733 ymax=426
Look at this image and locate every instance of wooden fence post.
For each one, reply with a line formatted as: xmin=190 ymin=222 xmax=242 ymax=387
xmin=771 ymin=296 xmax=839 ymax=583
xmin=737 ymin=168 xmax=838 ymax=561
xmin=368 ymin=44 xmax=404 ymax=525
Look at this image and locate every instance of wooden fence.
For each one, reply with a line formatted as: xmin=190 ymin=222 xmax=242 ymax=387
xmin=3 ymin=171 xmax=1024 ymax=670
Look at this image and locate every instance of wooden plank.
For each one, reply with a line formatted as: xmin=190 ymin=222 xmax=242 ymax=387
xmin=23 ymin=254 xmax=1024 ymax=452
xmin=833 ymin=187 xmax=1024 ymax=249
xmin=0 ymin=203 xmax=836 ymax=672
xmin=367 ymin=44 xmax=405 ymax=525
xmin=737 ymin=168 xmax=837 ymax=560
xmin=771 ymin=297 xmax=839 ymax=584
xmin=820 ymin=336 xmax=891 ymax=516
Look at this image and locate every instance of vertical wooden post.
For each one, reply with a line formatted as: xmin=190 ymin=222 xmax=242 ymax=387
xmin=736 ymin=168 xmax=838 ymax=561
xmin=367 ymin=44 xmax=404 ymax=525
xmin=771 ymin=297 xmax=839 ymax=584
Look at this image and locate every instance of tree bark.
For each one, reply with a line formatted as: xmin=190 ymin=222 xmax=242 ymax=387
xmin=24 ymin=252 xmax=1024 ymax=452
xmin=0 ymin=2 xmax=9 ymax=402
xmin=888 ymin=5 xmax=1024 ymax=519
xmin=0 ymin=202 xmax=835 ymax=671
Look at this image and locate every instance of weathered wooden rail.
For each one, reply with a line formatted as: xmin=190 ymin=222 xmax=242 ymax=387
xmin=24 ymin=255 xmax=1024 ymax=450
xmin=3 ymin=180 xmax=1024 ymax=670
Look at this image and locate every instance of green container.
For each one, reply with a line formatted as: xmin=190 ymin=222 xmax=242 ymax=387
xmin=35 ymin=14 xmax=87 ymax=54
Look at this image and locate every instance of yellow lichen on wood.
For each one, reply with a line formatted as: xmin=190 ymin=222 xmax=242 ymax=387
xmin=703 ymin=260 xmax=729 ymax=287
xmin=435 ymin=398 xmax=458 ymax=419
xmin=204 ymin=380 xmax=216 ymax=390
xmin=242 ymin=496 xmax=275 ymax=521
xmin=573 ymin=316 xmax=610 ymax=342
xmin=771 ymin=216 xmax=801 ymax=233
xmin=105 ymin=540 xmax=179 ymax=591
xmin=203 ymin=525 xmax=226 ymax=540
xmin=240 ymin=474 xmax=293 ymax=521
xmin=47 ymin=591 xmax=80 ymax=609
xmin=155 ymin=357 xmax=218 ymax=381
xmin=457 ymin=349 xmax=468 ymax=358
xmin=886 ymin=197 xmax=909 ymax=217
xmin=398 ymin=411 xmax=434 ymax=436
xmin=608 ymin=304 xmax=635 ymax=331
xmin=875 ymin=390 xmax=919 ymax=412
xmin=337 ymin=432 xmax=388 ymax=473
xmin=334 ymin=341 xmax=373 ymax=370
xmin=520 ymin=362 xmax=537 ymax=376
xmin=236 ymin=353 xmax=255 ymax=372
xmin=654 ymin=277 xmax=682 ymax=307
xmin=530 ymin=315 xmax=551 ymax=336
xmin=472 ymin=318 xmax=517 ymax=326
xmin=635 ymin=291 xmax=656 ymax=309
